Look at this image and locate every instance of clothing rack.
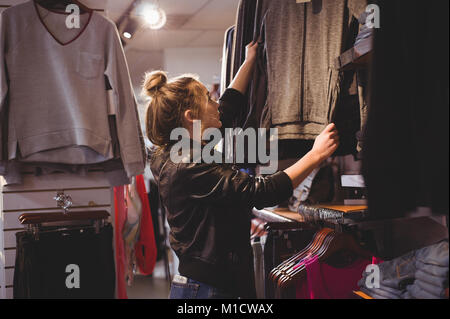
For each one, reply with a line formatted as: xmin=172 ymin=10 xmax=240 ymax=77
xmin=13 ymin=207 xmax=115 ymax=299
xmin=0 ymin=171 xmax=114 ymax=299
xmin=0 ymin=4 xmax=104 ymax=11
xmin=19 ymin=210 xmax=109 ymax=240
xmin=254 ymin=205 xmax=449 ymax=264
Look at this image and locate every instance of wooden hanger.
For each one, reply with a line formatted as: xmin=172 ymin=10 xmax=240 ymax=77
xmin=34 ymin=0 xmax=92 ymax=13
xmin=279 ymin=234 xmax=335 ymax=288
xmin=19 ymin=210 xmax=109 ymax=225
xmin=271 ymin=228 xmax=332 ymax=283
xmin=269 ymin=228 xmax=333 ymax=283
xmin=278 ymin=232 xmax=336 ymax=288
xmin=315 ymin=231 xmax=373 ymax=261
xmin=278 ymin=231 xmax=373 ymax=289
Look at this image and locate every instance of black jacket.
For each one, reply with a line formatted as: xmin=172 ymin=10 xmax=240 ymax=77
xmin=149 ymin=88 xmax=293 ymax=297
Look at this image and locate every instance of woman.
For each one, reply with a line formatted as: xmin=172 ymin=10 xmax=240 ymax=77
xmin=144 ymin=42 xmax=339 ymax=299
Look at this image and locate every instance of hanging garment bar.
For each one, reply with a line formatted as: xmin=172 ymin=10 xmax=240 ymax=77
xmin=0 ymin=3 xmax=103 ymax=11
xmin=19 ymin=210 xmax=109 ymax=225
xmin=19 ymin=210 xmax=110 ymax=240
xmin=34 ymin=0 xmax=92 ymax=13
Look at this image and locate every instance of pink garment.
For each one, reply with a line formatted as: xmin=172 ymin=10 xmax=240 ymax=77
xmin=372 ymin=256 xmax=384 ymax=264
xmin=114 ymin=185 xmax=128 ymax=299
xmin=295 ymin=255 xmax=372 ymax=299
xmin=292 ymin=253 xmax=313 ymax=271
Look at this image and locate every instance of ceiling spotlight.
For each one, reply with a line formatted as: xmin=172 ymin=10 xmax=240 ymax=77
xmin=140 ymin=3 xmax=167 ymax=30
xmin=123 ymin=31 xmax=132 ymax=39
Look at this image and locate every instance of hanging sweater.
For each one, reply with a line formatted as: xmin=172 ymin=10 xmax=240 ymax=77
xmin=263 ymin=0 xmax=367 ymax=139
xmin=0 ymin=1 xmax=145 ymax=178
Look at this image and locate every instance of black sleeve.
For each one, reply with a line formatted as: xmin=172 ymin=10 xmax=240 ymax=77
xmin=174 ymin=162 xmax=293 ymax=210
xmin=218 ymin=88 xmax=246 ymax=130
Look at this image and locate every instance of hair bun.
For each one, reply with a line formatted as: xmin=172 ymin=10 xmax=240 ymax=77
xmin=143 ymin=70 xmax=168 ymax=97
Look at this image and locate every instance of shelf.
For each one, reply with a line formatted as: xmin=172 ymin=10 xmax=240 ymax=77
xmin=252 ymin=207 xmax=316 ymax=231
xmin=353 ymin=290 xmax=374 ymax=299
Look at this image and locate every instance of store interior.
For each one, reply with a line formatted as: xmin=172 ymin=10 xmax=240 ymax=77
xmin=0 ymin=0 xmax=448 ymax=300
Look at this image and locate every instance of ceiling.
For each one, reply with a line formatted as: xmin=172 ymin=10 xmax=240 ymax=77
xmin=115 ymin=0 xmax=240 ymax=51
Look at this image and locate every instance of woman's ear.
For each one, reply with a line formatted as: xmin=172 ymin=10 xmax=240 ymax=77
xmin=183 ymin=109 xmax=195 ymax=124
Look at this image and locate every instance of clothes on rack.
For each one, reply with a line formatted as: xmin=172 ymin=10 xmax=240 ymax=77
xmin=220 ymin=25 xmax=235 ymax=95
xmin=295 ymin=255 xmax=374 ymax=299
xmin=134 ymin=175 xmax=157 ymax=276
xmin=268 ymin=227 xmax=377 ymax=298
xmin=122 ymin=178 xmax=142 ymax=287
xmin=13 ymin=224 xmax=115 ymax=299
xmin=0 ymin=1 xmax=146 ymax=186
xmin=263 ymin=228 xmax=318 ymax=298
xmin=224 ymin=0 xmax=368 ymax=163
xmin=263 ymin=0 xmax=367 ymax=140
xmin=251 ymin=238 xmax=265 ymax=299
xmin=231 ymin=0 xmax=258 ymax=84
xmin=148 ymin=178 xmax=165 ymax=261
xmin=250 ymin=217 xmax=268 ymax=299
xmin=361 ymin=0 xmax=449 ymax=219
xmin=114 ymin=185 xmax=129 ymax=299
xmin=358 ymin=240 xmax=449 ymax=299
xmin=114 ymin=175 xmax=157 ymax=298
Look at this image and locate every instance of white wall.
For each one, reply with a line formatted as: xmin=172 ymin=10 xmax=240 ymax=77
xmin=126 ymin=49 xmax=165 ymax=91
xmin=128 ymin=46 xmax=223 ymax=145
xmin=163 ymin=47 xmax=222 ymax=90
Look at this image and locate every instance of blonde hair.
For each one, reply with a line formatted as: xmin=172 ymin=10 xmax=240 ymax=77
xmin=142 ymin=70 xmax=207 ymax=148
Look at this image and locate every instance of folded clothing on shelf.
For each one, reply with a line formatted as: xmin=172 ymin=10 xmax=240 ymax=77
xmin=357 ymin=240 xmax=449 ymax=299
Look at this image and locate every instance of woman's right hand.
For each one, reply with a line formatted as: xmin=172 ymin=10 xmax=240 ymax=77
xmin=245 ymin=41 xmax=258 ymax=62
xmin=311 ymin=123 xmax=340 ymax=162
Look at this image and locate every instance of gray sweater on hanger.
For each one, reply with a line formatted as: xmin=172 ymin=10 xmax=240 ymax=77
xmin=0 ymin=1 xmax=145 ymax=182
xmin=264 ymin=0 xmax=367 ymax=139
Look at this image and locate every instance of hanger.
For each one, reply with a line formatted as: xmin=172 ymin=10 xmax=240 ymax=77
xmin=278 ymin=233 xmax=336 ymax=288
xmin=19 ymin=210 xmax=109 ymax=225
xmin=277 ymin=232 xmax=336 ymax=288
xmin=19 ymin=210 xmax=109 ymax=240
xmin=270 ymin=228 xmax=332 ymax=283
xmin=269 ymin=228 xmax=333 ymax=283
xmin=278 ymin=231 xmax=373 ymax=289
xmin=268 ymin=229 xmax=321 ymax=281
xmin=34 ymin=0 xmax=92 ymax=13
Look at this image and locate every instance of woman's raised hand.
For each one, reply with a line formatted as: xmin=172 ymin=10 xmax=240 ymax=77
xmin=245 ymin=41 xmax=259 ymax=62
xmin=311 ymin=123 xmax=340 ymax=162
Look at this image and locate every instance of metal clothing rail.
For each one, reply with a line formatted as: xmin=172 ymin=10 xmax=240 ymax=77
xmin=0 ymin=4 xmax=104 ymax=11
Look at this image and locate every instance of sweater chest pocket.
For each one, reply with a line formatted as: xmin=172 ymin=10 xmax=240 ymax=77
xmin=77 ymin=51 xmax=103 ymax=79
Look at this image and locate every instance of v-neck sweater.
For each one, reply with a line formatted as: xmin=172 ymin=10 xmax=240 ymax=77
xmin=0 ymin=1 xmax=145 ymax=178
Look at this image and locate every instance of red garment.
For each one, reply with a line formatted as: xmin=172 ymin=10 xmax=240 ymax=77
xmin=114 ymin=185 xmax=128 ymax=299
xmin=372 ymin=256 xmax=384 ymax=264
xmin=295 ymin=255 xmax=372 ymax=299
xmin=134 ymin=175 xmax=157 ymax=275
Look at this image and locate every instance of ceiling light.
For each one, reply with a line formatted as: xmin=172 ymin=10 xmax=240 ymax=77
xmin=140 ymin=3 xmax=167 ymax=30
xmin=123 ymin=31 xmax=132 ymax=39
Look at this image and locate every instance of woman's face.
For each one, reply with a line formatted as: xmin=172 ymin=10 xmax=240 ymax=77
xmin=199 ymin=88 xmax=222 ymax=130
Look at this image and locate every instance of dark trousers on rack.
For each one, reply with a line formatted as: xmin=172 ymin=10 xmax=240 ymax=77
xmin=13 ymin=224 xmax=115 ymax=299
